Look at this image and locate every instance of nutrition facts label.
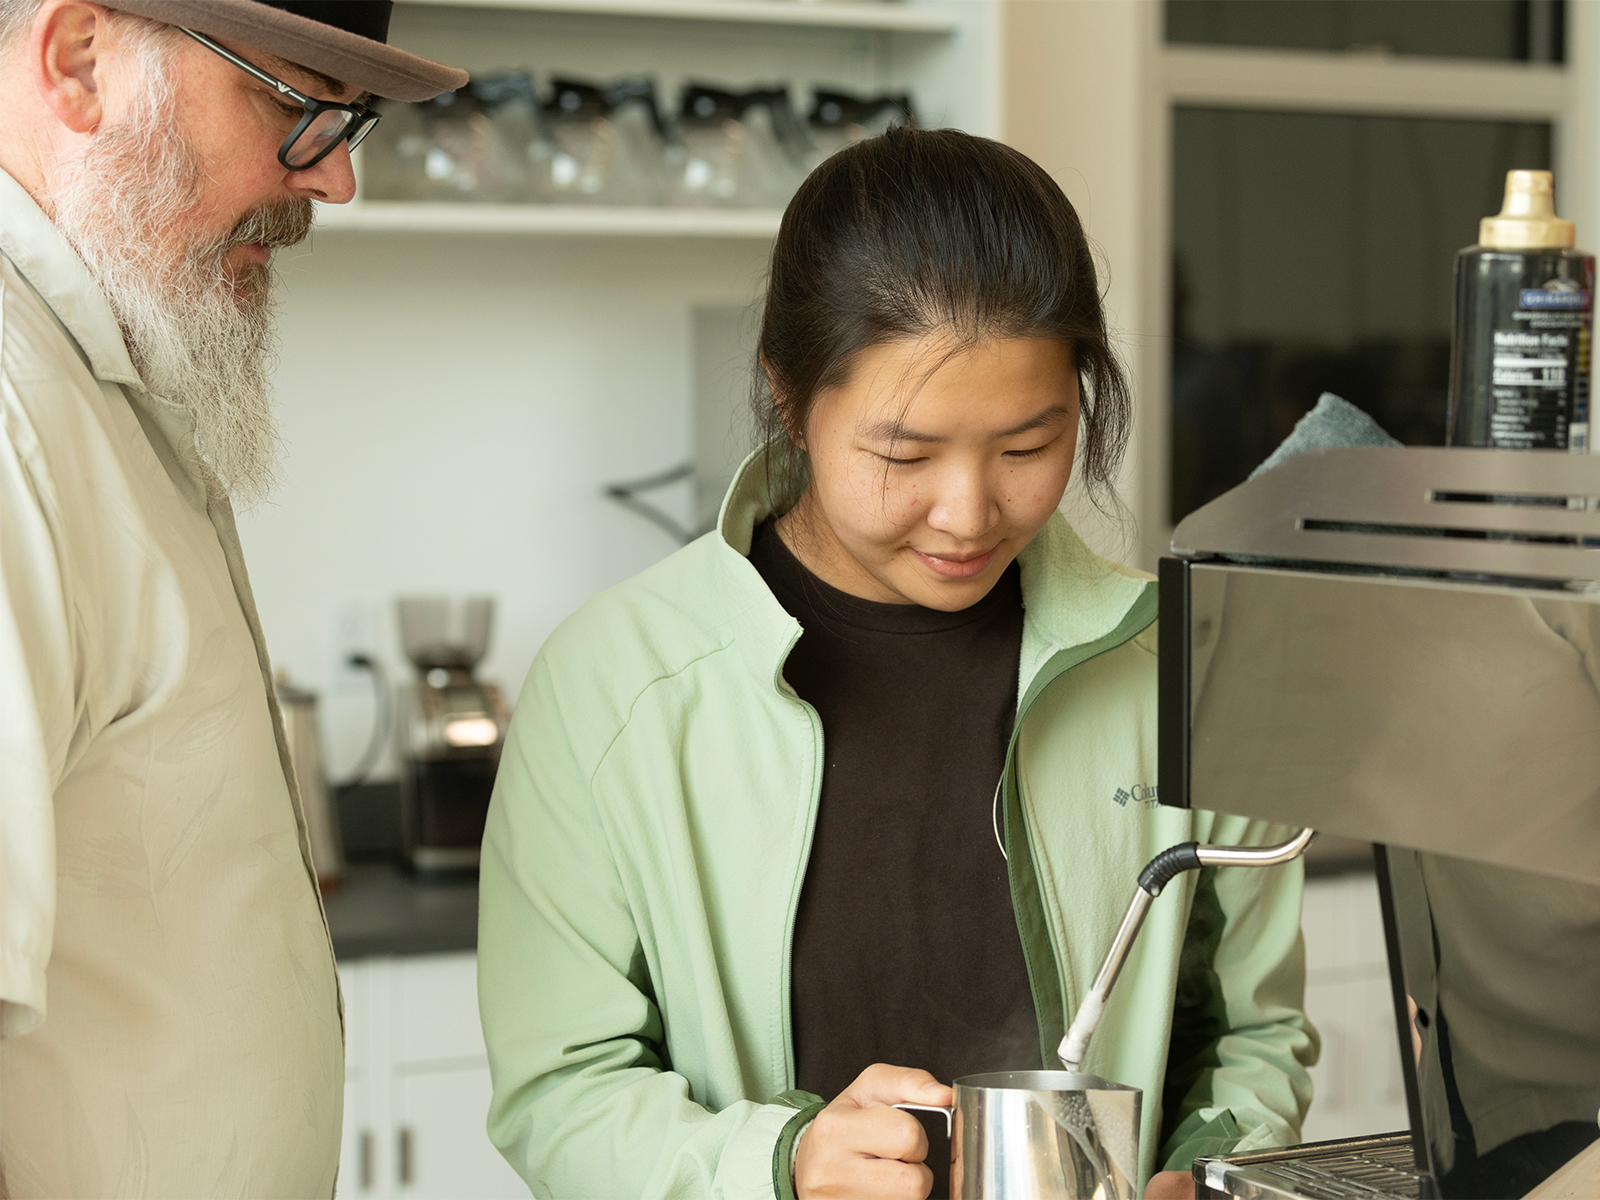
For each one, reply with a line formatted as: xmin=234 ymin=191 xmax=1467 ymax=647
xmin=1491 ymin=329 xmax=1574 ymax=446
xmin=1487 ymin=291 xmax=1592 ymax=448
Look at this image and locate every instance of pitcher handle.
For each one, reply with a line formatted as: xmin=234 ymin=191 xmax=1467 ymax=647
xmin=891 ymin=1103 xmax=954 ymax=1138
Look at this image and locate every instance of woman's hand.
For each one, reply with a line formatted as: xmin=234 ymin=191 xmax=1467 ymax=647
xmin=1144 ymin=1168 xmax=1196 ymax=1199
xmin=794 ymin=1063 xmax=952 ymax=1199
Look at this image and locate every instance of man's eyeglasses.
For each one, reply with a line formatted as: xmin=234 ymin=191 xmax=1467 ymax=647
xmin=179 ymin=28 xmax=380 ymax=171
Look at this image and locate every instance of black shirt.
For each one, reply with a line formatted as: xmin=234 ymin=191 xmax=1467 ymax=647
xmin=748 ymin=521 xmax=1038 ymax=1199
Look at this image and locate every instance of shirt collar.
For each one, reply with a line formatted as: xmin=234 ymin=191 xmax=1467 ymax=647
xmin=0 ymin=166 xmax=143 ymax=389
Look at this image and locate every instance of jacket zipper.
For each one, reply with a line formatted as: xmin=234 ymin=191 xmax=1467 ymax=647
xmin=1002 ymin=584 xmax=1163 ymax=1067
xmin=775 ymin=628 xmax=826 ymax=1089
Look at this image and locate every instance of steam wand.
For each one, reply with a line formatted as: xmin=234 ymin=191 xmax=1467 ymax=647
xmin=1057 ymin=827 xmax=1317 ymax=1072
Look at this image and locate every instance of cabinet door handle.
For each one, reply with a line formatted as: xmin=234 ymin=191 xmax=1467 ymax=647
xmin=360 ymin=1130 xmax=374 ymax=1190
xmin=399 ymin=1126 xmax=415 ymax=1186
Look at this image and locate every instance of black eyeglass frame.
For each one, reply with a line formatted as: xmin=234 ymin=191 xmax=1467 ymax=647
xmin=179 ymin=27 xmax=379 ymax=171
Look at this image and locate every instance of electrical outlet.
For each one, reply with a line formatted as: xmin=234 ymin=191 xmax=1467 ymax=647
xmin=333 ymin=601 xmax=380 ymax=690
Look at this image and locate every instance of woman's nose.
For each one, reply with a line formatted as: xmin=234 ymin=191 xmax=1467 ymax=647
xmin=926 ymin=470 xmax=999 ymax=541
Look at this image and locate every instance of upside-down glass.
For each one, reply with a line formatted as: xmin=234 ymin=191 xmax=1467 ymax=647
xmin=668 ymin=84 xmax=808 ymax=209
xmin=806 ymin=89 xmax=916 ymax=169
xmin=178 ymin=27 xmax=379 ymax=170
xmin=536 ymin=76 xmax=670 ymax=205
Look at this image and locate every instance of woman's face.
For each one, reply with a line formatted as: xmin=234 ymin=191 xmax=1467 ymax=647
xmin=783 ymin=336 xmax=1081 ymax=611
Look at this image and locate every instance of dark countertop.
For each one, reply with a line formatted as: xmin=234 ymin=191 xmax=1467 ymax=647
xmin=319 ymin=785 xmax=1368 ymax=961
xmin=321 ymin=836 xmax=1368 ymax=963
xmin=324 ymin=782 xmax=479 ymax=960
xmin=323 ymin=861 xmax=478 ymax=960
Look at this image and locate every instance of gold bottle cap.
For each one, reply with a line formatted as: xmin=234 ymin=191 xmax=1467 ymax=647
xmin=1480 ymin=170 xmax=1574 ymax=250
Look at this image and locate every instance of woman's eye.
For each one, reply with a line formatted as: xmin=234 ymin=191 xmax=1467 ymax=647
xmin=875 ymin=452 xmax=926 ymax=466
xmin=1005 ymin=443 xmax=1051 ymax=460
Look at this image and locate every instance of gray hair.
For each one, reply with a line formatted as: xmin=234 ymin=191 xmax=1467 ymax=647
xmin=0 ymin=2 xmax=178 ymax=53
xmin=0 ymin=0 xmax=42 ymax=47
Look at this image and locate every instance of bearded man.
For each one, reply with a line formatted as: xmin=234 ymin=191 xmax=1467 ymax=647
xmin=0 ymin=3 xmax=464 ymax=1195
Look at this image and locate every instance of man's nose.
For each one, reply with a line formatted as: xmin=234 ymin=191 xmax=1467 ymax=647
xmin=287 ymin=142 xmax=357 ymax=205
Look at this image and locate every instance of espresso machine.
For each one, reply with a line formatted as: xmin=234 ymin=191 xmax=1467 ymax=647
xmin=396 ymin=596 xmax=508 ymax=872
xmin=1159 ymin=446 xmax=1600 ymax=1200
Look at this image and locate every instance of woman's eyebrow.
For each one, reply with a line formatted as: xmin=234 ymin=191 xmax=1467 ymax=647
xmin=997 ymin=402 xmax=1075 ymax=437
xmin=860 ymin=402 xmax=1074 ymax=444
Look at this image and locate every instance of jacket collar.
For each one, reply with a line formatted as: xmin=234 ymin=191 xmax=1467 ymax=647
xmin=711 ymin=446 xmax=1154 ymax=699
xmin=714 ymin=448 xmax=808 ymax=690
xmin=1012 ymin=508 xmax=1155 ymax=700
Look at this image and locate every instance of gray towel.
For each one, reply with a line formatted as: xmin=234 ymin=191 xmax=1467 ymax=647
xmin=1250 ymin=392 xmax=1401 ymax=479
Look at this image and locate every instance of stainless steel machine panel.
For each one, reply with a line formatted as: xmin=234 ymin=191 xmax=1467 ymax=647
xmin=1160 ymin=446 xmax=1600 ymax=887
xmin=1180 ymin=563 xmax=1600 ymax=884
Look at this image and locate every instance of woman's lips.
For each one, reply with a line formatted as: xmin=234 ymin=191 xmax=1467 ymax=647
xmin=912 ymin=546 xmax=998 ymax=579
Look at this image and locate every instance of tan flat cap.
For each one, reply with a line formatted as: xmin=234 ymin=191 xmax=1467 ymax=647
xmin=106 ymin=1 xmax=468 ymax=101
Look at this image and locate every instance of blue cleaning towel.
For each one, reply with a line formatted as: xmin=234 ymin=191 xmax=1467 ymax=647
xmin=1250 ymin=392 xmax=1401 ymax=479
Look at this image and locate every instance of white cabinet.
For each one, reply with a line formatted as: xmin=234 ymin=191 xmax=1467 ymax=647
xmin=396 ymin=1069 xmax=519 ymax=1199
xmin=338 ymin=953 xmax=527 ymax=1199
xmin=1299 ymin=872 xmax=1411 ymax=1142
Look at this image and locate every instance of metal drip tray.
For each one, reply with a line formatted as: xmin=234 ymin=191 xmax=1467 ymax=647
xmin=1196 ymin=1134 xmax=1423 ymax=1200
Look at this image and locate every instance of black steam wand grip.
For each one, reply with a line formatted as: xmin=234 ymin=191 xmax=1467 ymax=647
xmin=1137 ymin=841 xmax=1203 ymax=896
xmin=1058 ymin=828 xmax=1316 ymax=1071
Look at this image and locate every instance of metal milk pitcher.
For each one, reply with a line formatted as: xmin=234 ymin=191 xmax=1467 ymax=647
xmin=900 ymin=1070 xmax=1141 ymax=1200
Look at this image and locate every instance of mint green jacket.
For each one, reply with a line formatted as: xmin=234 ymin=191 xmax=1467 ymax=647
xmin=479 ymin=455 xmax=1317 ymax=1198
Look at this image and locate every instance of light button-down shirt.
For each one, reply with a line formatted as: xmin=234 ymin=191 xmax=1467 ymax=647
xmin=0 ymin=168 xmax=341 ymax=1198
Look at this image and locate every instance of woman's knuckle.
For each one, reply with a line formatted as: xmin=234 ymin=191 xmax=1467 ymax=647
xmin=890 ymin=1118 xmax=923 ymax=1159
xmin=896 ymin=1161 xmax=933 ymax=1200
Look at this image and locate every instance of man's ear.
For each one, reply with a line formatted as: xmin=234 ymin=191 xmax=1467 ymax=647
xmin=760 ymin=352 xmax=806 ymax=451
xmin=32 ymin=2 xmax=110 ymax=135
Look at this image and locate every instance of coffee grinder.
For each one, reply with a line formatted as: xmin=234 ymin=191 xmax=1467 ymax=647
xmin=396 ymin=596 xmax=508 ymax=872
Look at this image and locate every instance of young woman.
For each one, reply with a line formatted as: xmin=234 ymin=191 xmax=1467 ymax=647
xmin=478 ymin=127 xmax=1316 ymax=1200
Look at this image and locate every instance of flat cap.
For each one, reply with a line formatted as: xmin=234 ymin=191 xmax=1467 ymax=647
xmin=106 ymin=1 xmax=469 ymax=101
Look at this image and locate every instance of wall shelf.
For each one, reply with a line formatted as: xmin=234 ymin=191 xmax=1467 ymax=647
xmin=396 ymin=0 xmax=961 ymax=34
xmin=313 ymin=201 xmax=784 ymax=237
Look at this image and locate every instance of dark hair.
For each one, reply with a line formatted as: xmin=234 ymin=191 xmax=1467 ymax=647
xmin=753 ymin=125 xmax=1131 ymax=514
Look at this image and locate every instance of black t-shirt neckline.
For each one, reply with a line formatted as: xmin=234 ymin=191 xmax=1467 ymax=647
xmin=753 ymin=521 xmax=1021 ymax=637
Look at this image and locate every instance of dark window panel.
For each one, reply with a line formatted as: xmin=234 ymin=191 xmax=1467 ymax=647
xmin=1165 ymin=0 xmax=1564 ymax=64
xmin=1170 ymin=107 xmax=1552 ymax=523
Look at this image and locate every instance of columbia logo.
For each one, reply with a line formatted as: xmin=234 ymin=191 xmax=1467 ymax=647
xmin=1113 ymin=784 xmax=1160 ymax=808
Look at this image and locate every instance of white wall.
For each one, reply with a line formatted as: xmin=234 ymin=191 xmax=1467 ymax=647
xmin=241 ymin=232 xmax=768 ymax=777
xmin=1564 ymin=0 xmax=1600 ymax=253
xmin=1002 ymin=0 xmax=1165 ymax=571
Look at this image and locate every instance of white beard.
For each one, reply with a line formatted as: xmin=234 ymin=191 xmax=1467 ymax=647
xmin=42 ymin=30 xmax=311 ymax=509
